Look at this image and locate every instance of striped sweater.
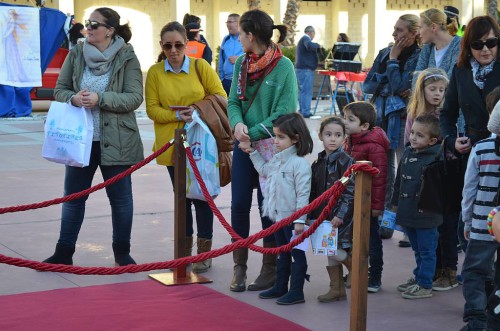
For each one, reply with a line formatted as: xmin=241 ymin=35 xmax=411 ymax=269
xmin=462 ymin=135 xmax=500 ymax=241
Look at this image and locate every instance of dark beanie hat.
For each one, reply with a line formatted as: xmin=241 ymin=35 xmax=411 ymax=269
xmin=444 ymin=6 xmax=459 ymax=17
xmin=444 ymin=6 xmax=460 ymax=25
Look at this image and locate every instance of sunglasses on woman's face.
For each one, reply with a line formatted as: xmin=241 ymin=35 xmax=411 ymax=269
xmin=161 ymin=42 xmax=186 ymax=51
xmin=85 ymin=20 xmax=110 ymax=30
xmin=470 ymin=37 xmax=498 ymax=50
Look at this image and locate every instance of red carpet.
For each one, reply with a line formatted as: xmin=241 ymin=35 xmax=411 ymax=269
xmin=0 ymin=280 xmax=309 ymax=331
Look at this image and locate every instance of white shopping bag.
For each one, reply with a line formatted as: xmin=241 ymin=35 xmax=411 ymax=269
xmin=42 ymin=102 xmax=93 ymax=167
xmin=185 ymin=111 xmax=220 ymax=201
xmin=310 ymin=221 xmax=338 ymax=256
xmin=291 ymin=226 xmax=310 ymax=252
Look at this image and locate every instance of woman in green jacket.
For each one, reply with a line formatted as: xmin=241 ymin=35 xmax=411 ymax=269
xmin=43 ymin=7 xmax=144 ymax=266
xmin=228 ymin=9 xmax=298 ymax=293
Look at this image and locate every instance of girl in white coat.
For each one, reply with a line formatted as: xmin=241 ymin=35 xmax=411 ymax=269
xmin=244 ymin=113 xmax=314 ymax=305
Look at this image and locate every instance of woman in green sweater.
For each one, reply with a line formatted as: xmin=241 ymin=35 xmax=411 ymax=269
xmin=228 ymin=9 xmax=298 ymax=293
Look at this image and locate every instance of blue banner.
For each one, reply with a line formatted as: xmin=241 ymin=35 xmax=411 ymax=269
xmin=0 ymin=2 xmax=67 ymax=117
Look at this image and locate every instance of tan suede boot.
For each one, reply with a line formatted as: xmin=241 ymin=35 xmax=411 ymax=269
xmin=342 ymin=254 xmax=352 ymax=289
xmin=433 ymin=267 xmax=459 ymax=291
xmin=433 ymin=267 xmax=442 ymax=281
xmin=317 ymin=265 xmax=346 ymax=302
xmin=192 ymin=238 xmax=212 ymax=274
xmin=446 ymin=268 xmax=458 ymax=288
xmin=247 ymin=241 xmax=277 ymax=291
xmin=230 ymin=248 xmax=248 ymax=292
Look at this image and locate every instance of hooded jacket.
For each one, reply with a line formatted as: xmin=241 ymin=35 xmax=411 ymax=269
xmin=249 ymin=145 xmax=311 ymax=223
xmin=344 ymin=127 xmax=390 ymax=211
xmin=54 ymin=42 xmax=144 ymax=166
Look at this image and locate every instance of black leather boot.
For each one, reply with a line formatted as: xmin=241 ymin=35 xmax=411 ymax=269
xmin=112 ymin=242 xmax=136 ymax=266
xmin=43 ymin=243 xmax=75 ymax=265
xmin=258 ymin=253 xmax=291 ymax=299
xmin=230 ymin=248 xmax=248 ymax=292
xmin=276 ymin=259 xmax=308 ymax=305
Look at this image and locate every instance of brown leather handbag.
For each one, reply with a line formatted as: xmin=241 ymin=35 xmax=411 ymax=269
xmin=193 ymin=59 xmax=233 ymax=187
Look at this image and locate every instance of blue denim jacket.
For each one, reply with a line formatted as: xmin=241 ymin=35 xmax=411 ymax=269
xmin=363 ymin=45 xmax=421 ymax=97
xmin=363 ymin=45 xmax=420 ymax=148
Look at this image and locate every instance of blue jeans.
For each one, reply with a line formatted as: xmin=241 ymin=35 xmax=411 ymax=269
xmin=295 ymin=68 xmax=314 ymax=116
xmin=167 ymin=166 xmax=213 ymax=239
xmin=405 ymin=226 xmax=439 ymax=289
xmin=221 ymin=78 xmax=232 ymax=96
xmin=231 ymin=142 xmax=274 ymax=243
xmin=58 ymin=141 xmax=134 ymax=247
xmin=369 ymin=214 xmax=383 ymax=283
xmin=488 ymin=256 xmax=500 ymax=329
xmin=436 ymin=211 xmax=459 ymax=270
xmin=274 ymin=224 xmax=306 ymax=268
xmin=462 ymin=239 xmax=499 ymax=328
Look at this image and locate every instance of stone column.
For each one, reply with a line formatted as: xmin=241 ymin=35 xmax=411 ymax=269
xmin=170 ymin=0 xmax=190 ymax=23
xmin=57 ymin=0 xmax=74 ymax=16
xmin=273 ymin=0 xmax=287 ymax=24
xmin=329 ymin=0 xmax=340 ymax=51
xmin=454 ymin=0 xmax=485 ymax=25
xmin=365 ymin=0 xmax=386 ymax=65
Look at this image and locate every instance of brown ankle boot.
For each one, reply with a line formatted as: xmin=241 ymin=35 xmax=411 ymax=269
xmin=446 ymin=268 xmax=458 ymax=288
xmin=317 ymin=265 xmax=346 ymax=302
xmin=342 ymin=254 xmax=352 ymax=288
xmin=433 ymin=267 xmax=442 ymax=281
xmin=433 ymin=267 xmax=459 ymax=291
xmin=192 ymin=238 xmax=212 ymax=274
xmin=247 ymin=242 xmax=276 ymax=291
xmin=230 ymin=248 xmax=248 ymax=292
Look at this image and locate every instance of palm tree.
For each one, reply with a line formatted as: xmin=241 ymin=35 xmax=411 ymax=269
xmin=281 ymin=0 xmax=301 ymax=46
xmin=247 ymin=0 xmax=260 ymax=10
xmin=486 ymin=0 xmax=498 ymax=22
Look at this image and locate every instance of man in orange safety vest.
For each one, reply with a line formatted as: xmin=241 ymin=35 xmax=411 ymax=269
xmin=185 ymin=22 xmax=212 ymax=64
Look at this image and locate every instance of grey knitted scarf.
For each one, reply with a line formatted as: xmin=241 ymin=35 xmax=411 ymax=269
xmin=83 ymin=36 xmax=125 ymax=76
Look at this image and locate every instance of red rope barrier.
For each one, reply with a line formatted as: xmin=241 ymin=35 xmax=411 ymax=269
xmin=0 ymin=140 xmax=174 ymax=215
xmin=0 ymin=135 xmax=378 ymax=275
xmin=0 ymin=178 xmax=351 ymax=274
xmin=184 ymin=146 xmax=379 ymax=255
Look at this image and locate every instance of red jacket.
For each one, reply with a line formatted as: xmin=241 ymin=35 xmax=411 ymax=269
xmin=343 ymin=127 xmax=389 ymax=211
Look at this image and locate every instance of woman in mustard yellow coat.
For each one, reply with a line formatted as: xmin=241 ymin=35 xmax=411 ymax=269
xmin=145 ymin=21 xmax=226 ymax=273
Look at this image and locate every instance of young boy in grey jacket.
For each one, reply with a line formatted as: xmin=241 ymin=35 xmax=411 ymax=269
xmin=392 ymin=114 xmax=443 ymax=300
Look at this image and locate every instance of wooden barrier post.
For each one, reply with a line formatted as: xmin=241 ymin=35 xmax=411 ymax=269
xmin=150 ymin=129 xmax=212 ymax=285
xmin=350 ymin=161 xmax=373 ymax=331
xmin=173 ymin=128 xmax=188 ymax=279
